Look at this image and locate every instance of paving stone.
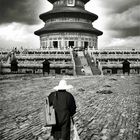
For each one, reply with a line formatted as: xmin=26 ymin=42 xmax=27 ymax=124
xmin=0 ymin=75 xmax=140 ymax=140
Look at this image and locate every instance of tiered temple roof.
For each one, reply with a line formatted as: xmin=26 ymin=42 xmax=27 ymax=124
xmin=39 ymin=7 xmax=98 ymax=22
xmin=35 ymin=0 xmax=103 ymax=36
xmin=35 ymin=22 xmax=102 ymax=35
xmin=48 ymin=0 xmax=90 ymax=4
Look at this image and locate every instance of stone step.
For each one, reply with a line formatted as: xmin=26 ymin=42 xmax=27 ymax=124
xmin=85 ymin=53 xmax=101 ymax=75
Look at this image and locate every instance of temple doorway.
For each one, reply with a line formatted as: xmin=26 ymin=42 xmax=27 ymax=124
xmin=84 ymin=42 xmax=88 ymax=49
xmin=69 ymin=41 xmax=74 ymax=48
xmin=53 ymin=41 xmax=58 ymax=48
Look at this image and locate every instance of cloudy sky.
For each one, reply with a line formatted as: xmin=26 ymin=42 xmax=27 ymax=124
xmin=0 ymin=0 xmax=139 ymax=50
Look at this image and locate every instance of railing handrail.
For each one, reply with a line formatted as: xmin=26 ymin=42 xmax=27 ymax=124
xmin=70 ymin=48 xmax=76 ymax=76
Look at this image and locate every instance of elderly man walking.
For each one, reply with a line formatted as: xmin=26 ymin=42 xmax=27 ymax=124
xmin=48 ymin=79 xmax=76 ymax=140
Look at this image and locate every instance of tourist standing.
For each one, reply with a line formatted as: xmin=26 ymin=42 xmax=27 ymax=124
xmin=42 ymin=59 xmax=50 ymax=76
xmin=11 ymin=58 xmax=18 ymax=73
xmin=122 ymin=59 xmax=130 ymax=75
xmin=96 ymin=60 xmax=99 ymax=67
xmin=48 ymin=79 xmax=76 ymax=140
xmin=0 ymin=60 xmax=2 ymax=74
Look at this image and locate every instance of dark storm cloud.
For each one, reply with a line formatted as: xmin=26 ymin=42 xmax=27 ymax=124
xmin=0 ymin=0 xmax=43 ymax=25
xmin=100 ymin=0 xmax=139 ymax=14
xmin=111 ymin=27 xmax=140 ymax=38
xmin=121 ymin=27 xmax=140 ymax=38
xmin=100 ymin=0 xmax=140 ymax=38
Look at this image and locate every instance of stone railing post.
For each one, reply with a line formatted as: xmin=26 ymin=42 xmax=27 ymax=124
xmin=70 ymin=48 xmax=76 ymax=76
xmin=98 ymin=61 xmax=103 ymax=76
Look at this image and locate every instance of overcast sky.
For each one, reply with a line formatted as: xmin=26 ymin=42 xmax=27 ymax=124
xmin=0 ymin=0 xmax=139 ymax=50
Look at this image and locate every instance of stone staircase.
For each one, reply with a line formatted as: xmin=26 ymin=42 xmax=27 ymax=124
xmin=85 ymin=52 xmax=101 ymax=75
xmin=73 ymin=50 xmax=101 ymax=76
xmin=76 ymin=51 xmax=92 ymax=76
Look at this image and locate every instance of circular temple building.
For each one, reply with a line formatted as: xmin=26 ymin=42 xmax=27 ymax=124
xmin=34 ymin=0 xmax=103 ymax=50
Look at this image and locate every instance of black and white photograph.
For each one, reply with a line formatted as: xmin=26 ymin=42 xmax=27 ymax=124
xmin=0 ymin=0 xmax=140 ymax=139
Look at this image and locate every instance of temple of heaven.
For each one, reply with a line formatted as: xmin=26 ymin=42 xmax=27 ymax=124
xmin=34 ymin=0 xmax=103 ymax=50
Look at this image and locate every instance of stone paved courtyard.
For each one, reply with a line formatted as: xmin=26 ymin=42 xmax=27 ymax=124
xmin=0 ymin=74 xmax=140 ymax=140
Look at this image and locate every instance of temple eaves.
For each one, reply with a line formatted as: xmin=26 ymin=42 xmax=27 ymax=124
xmin=48 ymin=0 xmax=90 ymax=4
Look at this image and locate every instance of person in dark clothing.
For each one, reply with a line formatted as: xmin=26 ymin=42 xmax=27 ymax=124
xmin=96 ymin=60 xmax=99 ymax=67
xmin=122 ymin=59 xmax=130 ymax=75
xmin=42 ymin=59 xmax=50 ymax=76
xmin=11 ymin=59 xmax=18 ymax=73
xmin=48 ymin=79 xmax=76 ymax=140
xmin=0 ymin=60 xmax=2 ymax=74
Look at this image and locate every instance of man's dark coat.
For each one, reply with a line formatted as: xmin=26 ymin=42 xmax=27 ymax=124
xmin=48 ymin=90 xmax=76 ymax=140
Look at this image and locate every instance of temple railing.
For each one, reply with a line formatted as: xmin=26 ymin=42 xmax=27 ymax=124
xmin=16 ymin=55 xmax=72 ymax=59
xmin=98 ymin=61 xmax=103 ymax=75
xmin=100 ymin=63 xmax=140 ymax=68
xmin=1 ymin=63 xmax=73 ymax=68
xmin=97 ymin=55 xmax=140 ymax=59
xmin=88 ymin=50 xmax=140 ymax=59
xmin=70 ymin=48 xmax=76 ymax=76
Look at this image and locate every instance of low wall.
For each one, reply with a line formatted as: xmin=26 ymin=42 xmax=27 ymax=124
xmin=102 ymin=67 xmax=140 ymax=75
xmin=0 ymin=65 xmax=74 ymax=75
